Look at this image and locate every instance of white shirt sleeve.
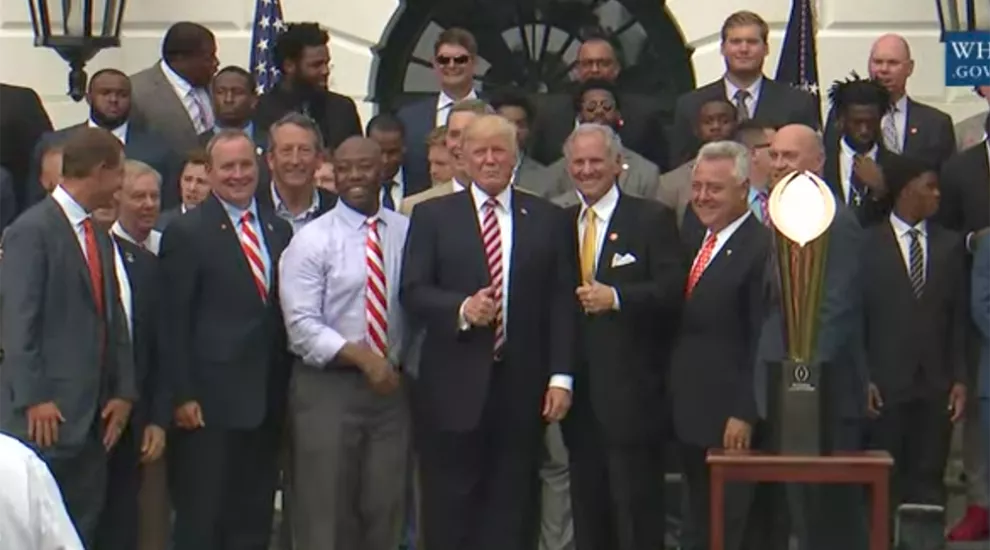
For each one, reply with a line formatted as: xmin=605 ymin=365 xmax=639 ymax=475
xmin=28 ymin=455 xmax=84 ymax=550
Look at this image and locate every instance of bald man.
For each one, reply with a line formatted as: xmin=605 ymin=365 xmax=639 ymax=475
xmin=824 ymin=34 xmax=955 ymax=168
xmin=955 ymin=86 xmax=990 ymax=152
xmin=749 ymin=124 xmax=870 ymax=550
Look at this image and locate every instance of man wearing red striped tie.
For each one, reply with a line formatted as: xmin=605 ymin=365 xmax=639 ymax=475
xmin=278 ymin=136 xmax=411 ymax=550
xmin=158 ymin=128 xmax=294 ymax=550
xmin=400 ymin=114 xmax=577 ymax=550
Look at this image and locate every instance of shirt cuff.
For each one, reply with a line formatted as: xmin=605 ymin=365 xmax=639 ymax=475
xmin=966 ymin=231 xmax=975 ymax=253
xmin=548 ymin=374 xmax=573 ymax=392
xmin=304 ymin=330 xmax=348 ymax=368
xmin=458 ymin=298 xmax=470 ymax=331
xmin=611 ymin=287 xmax=621 ymax=311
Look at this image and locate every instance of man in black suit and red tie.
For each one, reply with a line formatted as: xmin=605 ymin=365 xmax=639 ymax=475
xmin=670 ymin=140 xmax=770 ymax=550
xmin=556 ymin=122 xmax=685 ymax=550
xmin=159 ymin=129 xmax=294 ymax=550
xmin=400 ymin=114 xmax=577 ymax=550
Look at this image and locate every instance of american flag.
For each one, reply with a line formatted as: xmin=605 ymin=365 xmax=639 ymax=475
xmin=249 ymin=0 xmax=287 ymax=95
xmin=775 ymin=0 xmax=822 ymax=126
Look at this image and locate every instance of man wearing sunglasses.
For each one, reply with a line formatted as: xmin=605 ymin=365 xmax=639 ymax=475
xmin=396 ymin=28 xmax=480 ymax=197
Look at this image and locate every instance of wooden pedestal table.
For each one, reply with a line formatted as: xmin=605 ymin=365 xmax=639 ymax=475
xmin=706 ymin=449 xmax=894 ymax=550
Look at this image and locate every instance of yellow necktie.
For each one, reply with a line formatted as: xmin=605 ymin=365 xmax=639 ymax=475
xmin=580 ymin=209 xmax=598 ymax=283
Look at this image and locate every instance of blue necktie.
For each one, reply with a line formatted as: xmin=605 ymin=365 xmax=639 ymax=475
xmin=382 ymin=181 xmax=396 ymax=211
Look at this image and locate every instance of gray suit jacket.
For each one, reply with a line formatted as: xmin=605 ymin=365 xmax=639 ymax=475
xmin=755 ymin=205 xmax=867 ymax=423
xmin=0 ymin=197 xmax=136 ymax=454
xmin=544 ymin=147 xmax=660 ymax=201
xmin=510 ymin=156 xmax=548 ymax=196
xmin=130 ymin=64 xmax=201 ymax=155
xmin=655 ymin=160 xmax=694 ymax=228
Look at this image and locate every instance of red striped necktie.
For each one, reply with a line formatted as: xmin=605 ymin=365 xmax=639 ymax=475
xmin=365 ymin=217 xmax=389 ymax=356
xmin=481 ymin=198 xmax=505 ymax=359
xmin=238 ymin=211 xmax=268 ymax=301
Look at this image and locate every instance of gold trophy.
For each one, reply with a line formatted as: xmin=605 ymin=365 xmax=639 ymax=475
xmin=766 ymin=170 xmax=837 ymax=454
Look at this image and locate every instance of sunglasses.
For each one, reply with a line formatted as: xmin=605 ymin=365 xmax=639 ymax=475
xmin=436 ymin=55 xmax=471 ymax=66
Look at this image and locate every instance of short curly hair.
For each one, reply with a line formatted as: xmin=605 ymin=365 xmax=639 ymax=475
xmin=273 ymin=22 xmax=328 ymax=72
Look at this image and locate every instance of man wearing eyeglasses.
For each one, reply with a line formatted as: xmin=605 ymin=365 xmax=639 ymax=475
xmin=733 ymin=120 xmax=777 ymax=224
xmin=396 ymin=28 xmax=480 ymax=197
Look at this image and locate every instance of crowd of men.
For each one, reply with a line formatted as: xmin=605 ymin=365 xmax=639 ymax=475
xmin=0 ymin=8 xmax=988 ymax=550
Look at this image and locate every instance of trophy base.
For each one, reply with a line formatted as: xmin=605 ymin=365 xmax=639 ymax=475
xmin=766 ymin=360 xmax=832 ymax=455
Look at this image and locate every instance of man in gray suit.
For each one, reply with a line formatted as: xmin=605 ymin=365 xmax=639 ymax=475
xmin=746 ymin=124 xmax=869 ymax=550
xmin=544 ymin=80 xmax=660 ymax=202
xmin=130 ymin=22 xmax=219 ymax=157
xmin=489 ymin=88 xmax=549 ymax=197
xmin=0 ymin=127 xmax=137 ymax=547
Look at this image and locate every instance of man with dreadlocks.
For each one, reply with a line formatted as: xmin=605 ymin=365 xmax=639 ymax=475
xmin=824 ymin=74 xmax=902 ymax=227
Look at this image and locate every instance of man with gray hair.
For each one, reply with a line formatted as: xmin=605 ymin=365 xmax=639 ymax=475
xmin=110 ymin=160 xmax=164 ymax=254
xmin=669 ymin=139 xmax=770 ymax=550
xmin=557 ymin=121 xmax=684 ymax=550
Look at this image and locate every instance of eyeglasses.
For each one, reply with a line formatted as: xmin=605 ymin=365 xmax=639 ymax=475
xmin=436 ymin=55 xmax=471 ymax=66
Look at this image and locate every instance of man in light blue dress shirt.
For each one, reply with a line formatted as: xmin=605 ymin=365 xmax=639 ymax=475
xmin=279 ymin=136 xmax=411 ymax=550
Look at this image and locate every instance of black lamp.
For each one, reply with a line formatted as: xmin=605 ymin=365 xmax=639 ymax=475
xmin=937 ymin=0 xmax=990 ymax=40
xmin=27 ymin=0 xmax=127 ymax=101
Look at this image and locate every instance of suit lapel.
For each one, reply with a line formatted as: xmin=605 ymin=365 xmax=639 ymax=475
xmin=256 ymin=206 xmax=285 ymax=295
xmin=45 ymin=198 xmax=99 ymax=310
xmin=457 ymin=191 xmax=491 ymax=288
xmin=880 ymin=224 xmax=915 ymax=297
xmin=508 ymin=190 xmax=536 ymax=289
xmin=595 ymin=194 xmax=626 ymax=280
xmin=151 ymin=65 xmax=197 ymax=137
xmin=203 ymin=194 xmax=263 ymax=304
xmin=752 ymin=78 xmax=777 ymax=119
xmin=902 ymin=99 xmax=924 ymax=155
xmin=692 ymin=215 xmax=756 ymax=295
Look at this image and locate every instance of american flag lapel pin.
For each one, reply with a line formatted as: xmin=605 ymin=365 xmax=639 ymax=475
xmin=726 ymin=249 xmax=733 ymax=256
xmin=221 ymin=223 xmax=227 ymax=230
xmin=609 ymin=232 xmax=618 ymax=241
xmin=125 ymin=252 xmax=135 ymax=263
xmin=521 ymin=207 xmax=528 ymax=216
xmin=910 ymin=127 xmax=918 ymax=135
xmin=267 ymin=223 xmax=274 ymax=231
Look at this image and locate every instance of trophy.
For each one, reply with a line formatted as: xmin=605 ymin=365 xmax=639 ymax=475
xmin=765 ymin=171 xmax=837 ymax=455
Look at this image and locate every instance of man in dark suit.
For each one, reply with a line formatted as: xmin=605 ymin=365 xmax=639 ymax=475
xmin=159 ymin=129 xmax=294 ymax=550
xmin=823 ymin=34 xmax=955 ymax=169
xmin=29 ymin=69 xmax=181 ymax=209
xmin=529 ymin=36 xmax=670 ymax=171
xmin=0 ymin=83 xmax=52 ymax=214
xmin=157 ymin=148 xmax=211 ymax=231
xmin=396 ymin=27 xmax=481 ymax=193
xmin=0 ymin=127 xmax=136 ymax=546
xmin=669 ymin=11 xmax=820 ymax=166
xmin=255 ymin=112 xmax=337 ymax=231
xmin=558 ymin=123 xmax=685 ymax=550
xmin=670 ymin=140 xmax=769 ymax=550
xmin=367 ymin=112 xmax=424 ymax=207
xmin=749 ymin=124 xmax=871 ymax=550
xmin=130 ymin=22 xmax=219 ymax=156
xmin=0 ymin=166 xmax=15 ymax=232
xmin=255 ymin=23 xmax=362 ymax=154
xmin=400 ymin=114 xmax=576 ymax=550
xmin=823 ymin=75 xmax=900 ymax=227
xmin=863 ymin=155 xmax=967 ymax=513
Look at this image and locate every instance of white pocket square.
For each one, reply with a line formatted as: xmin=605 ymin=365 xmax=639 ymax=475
xmin=611 ymin=252 xmax=637 ymax=267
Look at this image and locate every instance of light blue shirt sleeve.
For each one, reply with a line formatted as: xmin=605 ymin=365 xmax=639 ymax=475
xmin=278 ymin=226 xmax=348 ymax=367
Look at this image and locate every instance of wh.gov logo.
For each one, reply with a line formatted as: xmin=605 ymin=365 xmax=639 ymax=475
xmin=945 ymin=32 xmax=990 ymax=86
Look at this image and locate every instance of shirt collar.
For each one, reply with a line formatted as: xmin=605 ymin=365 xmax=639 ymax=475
xmin=160 ymin=59 xmax=195 ymax=97
xmin=470 ymin=182 xmax=512 ymax=214
xmin=451 ymin=178 xmax=466 ymax=192
xmin=578 ymin=184 xmax=619 ymax=223
xmin=336 ymin=199 xmax=383 ymax=230
xmin=88 ymin=119 xmax=129 ymax=144
xmin=216 ymin=121 xmax=254 ymax=137
xmin=437 ymin=89 xmax=478 ymax=111
xmin=891 ymin=95 xmax=908 ymax=114
xmin=840 ymin=138 xmax=879 ymax=159
xmin=51 ymin=185 xmax=90 ymax=226
xmin=724 ymin=75 xmax=764 ymax=100
xmin=889 ymin=212 xmax=927 ymax=238
xmin=706 ymin=210 xmax=752 ymax=241
xmin=271 ymin=183 xmax=320 ymax=219
xmin=747 ymin=185 xmax=767 ymax=203
xmin=215 ymin=193 xmax=259 ymax=222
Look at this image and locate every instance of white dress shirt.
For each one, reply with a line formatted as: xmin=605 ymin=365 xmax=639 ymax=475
xmin=110 ymin=221 xmax=162 ymax=255
xmin=693 ymin=211 xmax=752 ymax=272
xmin=435 ymin=89 xmax=478 ymax=128
xmin=838 ymin=139 xmax=879 ymax=205
xmin=0 ymin=433 xmax=84 ymax=550
xmin=160 ymin=59 xmax=214 ymax=133
xmin=382 ymin=168 xmax=406 ymax=208
xmin=724 ymin=76 xmax=764 ymax=119
xmin=576 ymin=184 xmax=622 ymax=309
xmin=279 ymin=201 xmax=409 ymax=368
xmin=889 ymin=213 xmax=928 ymax=278
xmin=112 ymin=240 xmax=133 ymax=339
xmin=463 ymin=184 xmax=573 ymax=391
xmin=87 ymin=119 xmax=128 ymax=144
xmin=51 ymin=186 xmax=92 ymax=258
xmin=882 ymin=95 xmax=909 ymax=151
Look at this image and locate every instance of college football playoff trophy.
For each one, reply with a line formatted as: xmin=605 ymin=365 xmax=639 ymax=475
xmin=766 ymin=171 xmax=837 ymax=455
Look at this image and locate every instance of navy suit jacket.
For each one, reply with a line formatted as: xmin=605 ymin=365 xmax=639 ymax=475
xmin=396 ymin=96 xmax=439 ymax=198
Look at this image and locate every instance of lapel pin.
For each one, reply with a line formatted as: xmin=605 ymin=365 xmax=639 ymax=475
xmin=221 ymin=223 xmax=227 ymax=230
xmin=125 ymin=252 xmax=134 ymax=263
xmin=256 ymin=146 xmax=264 ymax=156
xmin=266 ymin=223 xmax=274 ymax=231
xmin=910 ymin=127 xmax=918 ymax=135
xmin=520 ymin=207 xmax=528 ymax=216
xmin=726 ymin=249 xmax=733 ymax=256
xmin=609 ymin=232 xmax=618 ymax=241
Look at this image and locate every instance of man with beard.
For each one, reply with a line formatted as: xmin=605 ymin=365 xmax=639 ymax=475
xmin=255 ymin=23 xmax=362 ymax=153
xmin=823 ymin=75 xmax=900 ymax=227
xmin=29 ymin=69 xmax=181 ymax=208
xmin=545 ymin=80 xmax=660 ymax=205
xmin=131 ymin=22 xmax=219 ymax=158
xmin=396 ymin=28 xmax=480 ymax=194
xmin=279 ymin=136 xmax=410 ymax=550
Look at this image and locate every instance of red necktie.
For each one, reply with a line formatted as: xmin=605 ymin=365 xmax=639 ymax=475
xmin=82 ymin=219 xmax=104 ymax=316
xmin=238 ymin=211 xmax=268 ymax=301
xmin=685 ymin=232 xmax=718 ymax=297
xmin=481 ymin=198 xmax=505 ymax=359
xmin=365 ymin=218 xmax=388 ymax=356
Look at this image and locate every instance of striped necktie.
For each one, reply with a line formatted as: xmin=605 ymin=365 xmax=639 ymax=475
xmin=482 ymin=198 xmax=505 ymax=359
xmin=908 ymin=228 xmax=925 ymax=298
xmin=238 ymin=211 xmax=268 ymax=301
xmin=365 ymin=217 xmax=388 ymax=356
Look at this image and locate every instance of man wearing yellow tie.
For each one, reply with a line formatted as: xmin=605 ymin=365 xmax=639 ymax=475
xmin=557 ymin=123 xmax=686 ymax=550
